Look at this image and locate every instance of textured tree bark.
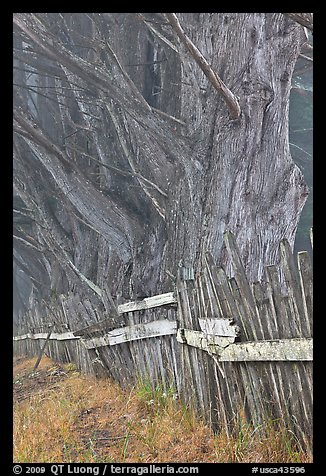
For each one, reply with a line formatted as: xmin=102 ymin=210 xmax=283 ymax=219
xmin=160 ymin=13 xmax=309 ymax=283
xmin=283 ymin=13 xmax=313 ymax=31
xmin=13 ymin=13 xmax=308 ymax=317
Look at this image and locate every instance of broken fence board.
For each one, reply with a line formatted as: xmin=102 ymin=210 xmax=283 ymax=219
xmin=198 ymin=318 xmax=240 ymax=337
xmin=13 ymin=332 xmax=80 ymax=341
xmin=177 ymin=329 xmax=236 ymax=351
xmin=177 ymin=329 xmax=312 ymax=361
xmin=117 ymin=292 xmax=177 ymax=314
xmin=219 ymin=338 xmax=312 ymax=362
xmin=82 ymin=319 xmax=178 ymax=349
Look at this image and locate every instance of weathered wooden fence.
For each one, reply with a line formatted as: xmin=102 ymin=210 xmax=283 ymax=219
xmin=13 ymin=231 xmax=313 ymax=452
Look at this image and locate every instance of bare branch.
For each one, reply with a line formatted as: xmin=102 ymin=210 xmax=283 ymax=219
xmin=302 ymin=43 xmax=313 ymax=52
xmin=136 ymin=13 xmax=179 ymax=52
xmin=13 ymin=234 xmax=44 ymax=253
xmin=39 ymin=225 xmax=103 ymax=297
xmin=289 ymin=142 xmax=312 ymax=158
xmin=14 ymin=108 xmax=74 ymax=173
xmin=14 ymin=13 xmax=188 ymax=163
xmin=64 ymin=142 xmax=168 ymax=198
xmin=164 ymin=13 xmax=241 ymax=120
xmin=13 ymin=13 xmax=151 ymax=117
xmin=60 ymin=247 xmax=103 ymax=297
xmin=13 ymin=108 xmax=141 ymax=261
xmin=14 ymin=82 xmax=77 ymax=109
xmin=299 ymin=53 xmax=313 ymax=63
xmin=283 ymin=13 xmax=313 ymax=31
xmin=151 ymin=106 xmax=186 ymax=126
xmin=71 ymin=211 xmax=101 ymax=234
xmin=106 ymin=102 xmax=167 ymax=219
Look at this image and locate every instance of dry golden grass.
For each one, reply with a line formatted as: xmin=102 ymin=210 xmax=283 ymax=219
xmin=13 ymin=357 xmax=312 ymax=463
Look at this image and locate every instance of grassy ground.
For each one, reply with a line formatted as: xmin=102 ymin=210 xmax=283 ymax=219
xmin=13 ymin=356 xmax=312 ymax=463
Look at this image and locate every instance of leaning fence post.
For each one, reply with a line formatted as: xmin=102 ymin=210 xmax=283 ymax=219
xmin=33 ymin=324 xmax=54 ymax=371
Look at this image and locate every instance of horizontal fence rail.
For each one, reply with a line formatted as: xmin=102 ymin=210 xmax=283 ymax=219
xmin=82 ymin=319 xmax=177 ymax=349
xmin=13 ymin=318 xmax=312 ymax=361
xmin=13 ymin=331 xmax=79 ymax=341
xmin=177 ymin=329 xmax=313 ymax=361
xmin=117 ymin=292 xmax=176 ymax=314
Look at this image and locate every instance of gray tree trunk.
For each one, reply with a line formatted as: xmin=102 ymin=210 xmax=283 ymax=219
xmin=13 ymin=13 xmax=308 ymax=317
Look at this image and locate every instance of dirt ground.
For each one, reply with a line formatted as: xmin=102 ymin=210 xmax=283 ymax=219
xmin=13 ymin=356 xmax=312 ymax=464
xmin=13 ymin=356 xmax=72 ymax=403
xmin=13 ymin=356 xmax=218 ymax=463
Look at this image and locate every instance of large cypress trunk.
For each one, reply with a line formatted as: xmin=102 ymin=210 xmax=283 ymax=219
xmin=161 ymin=13 xmax=309 ymax=283
xmin=13 ymin=13 xmax=308 ymax=315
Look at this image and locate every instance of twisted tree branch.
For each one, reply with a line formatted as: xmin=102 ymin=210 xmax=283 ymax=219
xmin=283 ymin=13 xmax=313 ymax=32
xmin=164 ymin=13 xmax=241 ymax=120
